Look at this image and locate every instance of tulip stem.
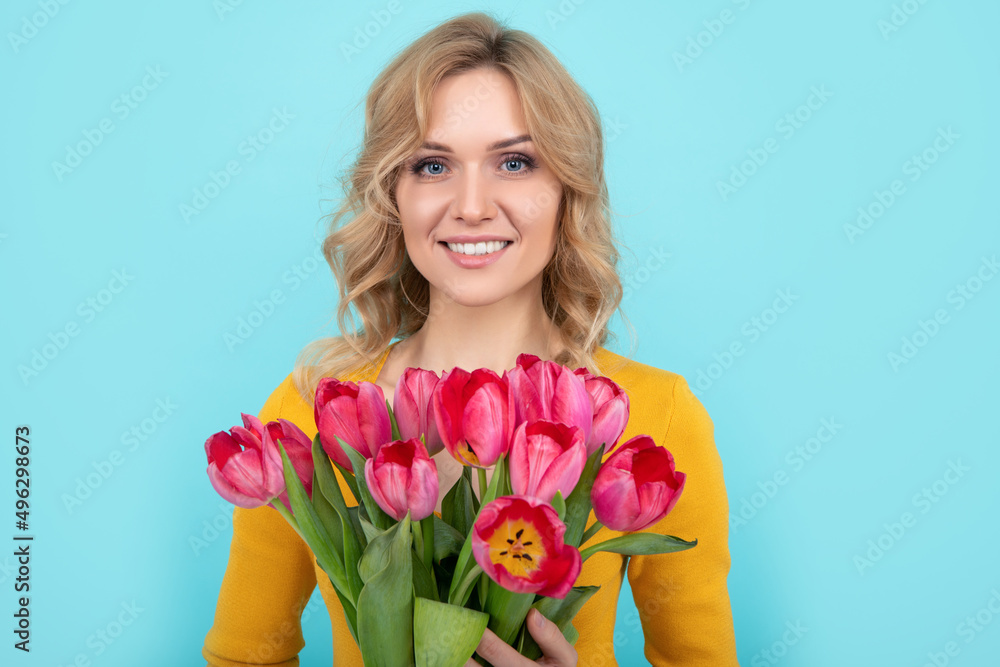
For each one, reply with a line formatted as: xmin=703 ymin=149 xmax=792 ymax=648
xmin=581 ymin=520 xmax=604 ymax=546
xmin=420 ymin=516 xmax=435 ymax=570
xmin=450 ymin=564 xmax=483 ymax=607
xmin=579 ymin=538 xmax=617 ymax=563
xmin=477 ymin=468 xmax=488 ymax=503
xmin=269 ymin=499 xmax=303 ymax=540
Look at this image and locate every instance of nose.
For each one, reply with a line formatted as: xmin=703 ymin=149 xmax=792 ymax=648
xmin=450 ymin=168 xmax=497 ymax=223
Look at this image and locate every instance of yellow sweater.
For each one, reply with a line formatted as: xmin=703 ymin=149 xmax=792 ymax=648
xmin=203 ymin=344 xmax=739 ymax=666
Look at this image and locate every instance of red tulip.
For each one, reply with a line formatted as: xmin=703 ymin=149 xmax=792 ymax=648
xmin=508 ymin=354 xmax=593 ymax=446
xmin=393 ymin=368 xmax=444 ymax=456
xmin=591 ymin=435 xmax=686 ymax=532
xmin=314 ymin=377 xmax=391 ymax=472
xmin=205 ymin=413 xmax=283 ymax=508
xmin=508 ymin=420 xmax=587 ymax=504
xmin=262 ymin=419 xmax=316 ymax=510
xmin=471 ymin=495 xmax=581 ymax=599
xmin=432 ymin=367 xmax=513 ymax=468
xmin=364 ymin=437 xmax=439 ymax=521
xmin=573 ymin=369 xmax=630 ymax=456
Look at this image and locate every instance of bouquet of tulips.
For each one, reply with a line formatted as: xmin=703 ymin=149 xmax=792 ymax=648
xmin=204 ymin=353 xmax=696 ymax=666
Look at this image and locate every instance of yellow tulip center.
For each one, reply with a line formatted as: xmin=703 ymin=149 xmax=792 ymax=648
xmin=487 ymin=519 xmax=545 ymax=577
xmin=455 ymin=441 xmax=480 ymax=466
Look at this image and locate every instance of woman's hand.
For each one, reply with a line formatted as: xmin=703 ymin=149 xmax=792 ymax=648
xmin=463 ymin=609 xmax=578 ymax=666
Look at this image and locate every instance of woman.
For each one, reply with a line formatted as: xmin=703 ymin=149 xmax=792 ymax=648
xmin=203 ymin=11 xmax=738 ymax=666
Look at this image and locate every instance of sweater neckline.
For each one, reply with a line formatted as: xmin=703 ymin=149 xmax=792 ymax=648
xmin=366 ymin=339 xmax=613 ymax=383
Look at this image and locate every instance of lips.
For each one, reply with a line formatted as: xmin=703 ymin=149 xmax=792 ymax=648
xmin=440 ymin=240 xmax=511 ymax=256
xmin=440 ymin=240 xmax=511 ymax=268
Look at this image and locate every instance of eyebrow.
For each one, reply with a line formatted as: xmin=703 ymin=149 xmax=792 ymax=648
xmin=418 ymin=134 xmax=532 ymax=153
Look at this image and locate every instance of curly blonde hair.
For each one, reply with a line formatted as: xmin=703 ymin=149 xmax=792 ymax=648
xmin=292 ymin=10 xmax=637 ymax=405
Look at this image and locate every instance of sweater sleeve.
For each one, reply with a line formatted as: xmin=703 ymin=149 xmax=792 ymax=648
xmin=625 ymin=374 xmax=739 ymax=666
xmin=202 ymin=376 xmax=319 ymax=667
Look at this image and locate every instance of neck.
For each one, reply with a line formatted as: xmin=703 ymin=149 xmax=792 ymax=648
xmin=402 ymin=278 xmax=563 ymax=376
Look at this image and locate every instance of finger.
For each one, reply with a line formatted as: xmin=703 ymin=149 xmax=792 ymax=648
xmin=526 ymin=609 xmax=578 ymax=666
xmin=475 ymin=627 xmax=529 ymax=666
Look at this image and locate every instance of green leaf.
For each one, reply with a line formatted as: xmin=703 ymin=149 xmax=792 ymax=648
xmin=357 ymin=514 xmax=415 ymax=666
xmin=313 ymin=437 xmax=365 ymax=603
xmin=448 ymin=455 xmax=507 ymax=604
xmin=387 ymin=398 xmax=401 ymax=441
xmin=551 ymin=490 xmax=566 ymax=522
xmin=359 ymin=515 xmax=381 ymax=543
xmin=312 ymin=469 xmax=345 ymax=556
xmin=563 ymin=444 xmax=605 ymax=549
xmin=413 ymin=597 xmax=488 ymax=667
xmin=483 ymin=578 xmax=535 ymax=645
xmin=579 ymin=533 xmax=698 ymax=561
xmin=441 ymin=467 xmax=477 ymax=536
xmin=518 ymin=585 xmax=599 ymax=660
xmin=341 ymin=437 xmax=394 ymax=531
xmin=314 ymin=434 xmax=367 ymax=547
xmin=432 ymin=516 xmax=465 ymax=562
xmin=276 ymin=442 xmax=354 ymax=610
xmin=332 ymin=458 xmax=361 ymax=505
xmin=411 ymin=550 xmax=439 ymax=602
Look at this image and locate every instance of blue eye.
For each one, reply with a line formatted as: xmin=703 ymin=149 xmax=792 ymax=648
xmin=407 ymin=153 xmax=538 ymax=178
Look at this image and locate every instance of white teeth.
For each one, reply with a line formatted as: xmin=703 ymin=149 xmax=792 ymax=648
xmin=446 ymin=240 xmax=510 ymax=256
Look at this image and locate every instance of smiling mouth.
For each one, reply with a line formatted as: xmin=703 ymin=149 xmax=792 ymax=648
xmin=440 ymin=240 xmax=512 ymax=256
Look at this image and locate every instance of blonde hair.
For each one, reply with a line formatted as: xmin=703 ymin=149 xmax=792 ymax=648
xmin=292 ymin=10 xmax=637 ymax=405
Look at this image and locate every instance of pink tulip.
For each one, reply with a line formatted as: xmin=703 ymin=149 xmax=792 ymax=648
xmin=591 ymin=435 xmax=686 ymax=532
xmin=364 ymin=437 xmax=439 ymax=522
xmin=205 ymin=413 xmax=283 ymax=508
xmin=393 ymin=368 xmax=444 ymax=456
xmin=432 ymin=367 xmax=513 ymax=468
xmin=262 ymin=419 xmax=316 ymax=511
xmin=314 ymin=377 xmax=391 ymax=472
xmin=472 ymin=495 xmax=581 ymax=599
xmin=508 ymin=420 xmax=587 ymax=503
xmin=573 ymin=369 xmax=630 ymax=456
xmin=508 ymin=354 xmax=593 ymax=447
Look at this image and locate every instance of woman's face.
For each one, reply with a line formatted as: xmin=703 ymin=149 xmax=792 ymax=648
xmin=395 ymin=67 xmax=563 ymax=308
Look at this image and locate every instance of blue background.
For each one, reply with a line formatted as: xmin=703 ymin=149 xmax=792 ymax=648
xmin=3 ymin=1 xmax=999 ymax=665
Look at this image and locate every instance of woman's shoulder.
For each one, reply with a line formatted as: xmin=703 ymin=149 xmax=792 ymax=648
xmin=259 ymin=371 xmax=316 ymax=433
xmin=594 ymin=346 xmax=688 ymax=403
xmin=593 ymin=346 xmax=710 ymax=448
